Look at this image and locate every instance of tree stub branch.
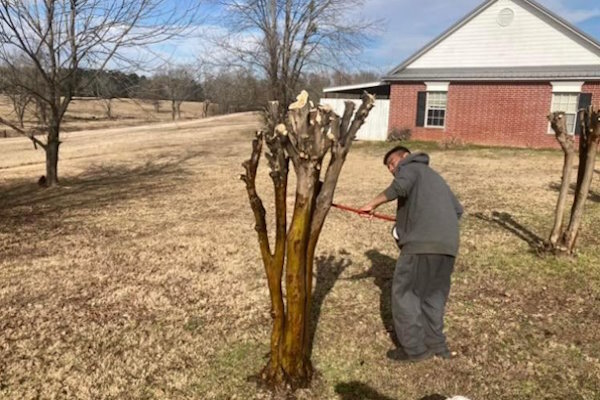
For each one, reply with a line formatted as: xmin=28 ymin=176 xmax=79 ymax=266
xmin=241 ymin=131 xmax=272 ymax=262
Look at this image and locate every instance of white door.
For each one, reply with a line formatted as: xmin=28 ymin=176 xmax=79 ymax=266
xmin=320 ymin=98 xmax=390 ymax=141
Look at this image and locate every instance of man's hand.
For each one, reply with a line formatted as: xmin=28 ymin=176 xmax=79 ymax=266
xmin=359 ymin=192 xmax=390 ymax=216
xmin=359 ymin=204 xmax=376 ymax=214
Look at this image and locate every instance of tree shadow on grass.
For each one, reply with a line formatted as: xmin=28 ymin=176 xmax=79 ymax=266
xmin=347 ymin=250 xmax=399 ymax=347
xmin=335 ymin=381 xmax=395 ymax=400
xmin=0 ymin=150 xmax=206 ymax=224
xmin=548 ymin=182 xmax=600 ymax=203
xmin=307 ymin=254 xmax=352 ymax=357
xmin=473 ymin=211 xmax=546 ymax=252
xmin=335 ymin=381 xmax=447 ymax=400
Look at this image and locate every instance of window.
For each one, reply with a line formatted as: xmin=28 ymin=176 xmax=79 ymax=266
xmin=425 ymin=91 xmax=447 ymax=128
xmin=550 ymin=93 xmax=579 ymax=134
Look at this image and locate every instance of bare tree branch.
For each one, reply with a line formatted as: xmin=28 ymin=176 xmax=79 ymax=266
xmin=0 ymin=0 xmax=203 ymax=185
xmin=0 ymin=116 xmax=46 ymax=150
xmin=211 ymin=0 xmax=377 ymax=112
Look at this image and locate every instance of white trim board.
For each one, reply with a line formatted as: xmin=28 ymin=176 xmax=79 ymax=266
xmin=551 ymin=82 xmax=584 ymax=93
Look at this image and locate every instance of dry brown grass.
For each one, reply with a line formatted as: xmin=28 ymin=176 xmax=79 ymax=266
xmin=0 ymin=96 xmax=209 ymax=137
xmin=1 ymin=114 xmax=600 ymax=399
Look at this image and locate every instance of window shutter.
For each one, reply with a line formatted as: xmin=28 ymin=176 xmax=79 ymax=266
xmin=575 ymin=93 xmax=592 ymax=135
xmin=416 ymin=91 xmax=427 ymax=127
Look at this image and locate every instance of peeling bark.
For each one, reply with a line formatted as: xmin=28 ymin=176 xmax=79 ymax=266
xmin=547 ymin=112 xmax=575 ymax=247
xmin=548 ymin=107 xmax=600 ymax=254
xmin=242 ymin=90 xmax=375 ymax=390
xmin=562 ymin=107 xmax=600 ymax=253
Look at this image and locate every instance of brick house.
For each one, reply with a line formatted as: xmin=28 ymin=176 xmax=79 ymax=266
xmin=323 ymin=0 xmax=600 ymax=148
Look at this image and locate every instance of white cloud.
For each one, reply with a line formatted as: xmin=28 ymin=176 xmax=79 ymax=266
xmin=353 ymin=0 xmax=600 ymax=71
xmin=536 ymin=0 xmax=600 ymax=23
xmin=123 ymin=0 xmax=600 ymax=74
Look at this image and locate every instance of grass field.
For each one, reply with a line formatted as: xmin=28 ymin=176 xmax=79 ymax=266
xmin=1 ymin=113 xmax=600 ymax=399
xmin=0 ymin=96 xmax=209 ymax=137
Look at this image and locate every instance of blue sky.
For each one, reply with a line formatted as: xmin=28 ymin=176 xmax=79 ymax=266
xmin=153 ymin=0 xmax=600 ymax=75
xmin=356 ymin=0 xmax=600 ymax=73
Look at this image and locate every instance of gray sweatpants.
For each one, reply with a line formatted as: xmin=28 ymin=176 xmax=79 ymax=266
xmin=392 ymin=254 xmax=454 ymax=356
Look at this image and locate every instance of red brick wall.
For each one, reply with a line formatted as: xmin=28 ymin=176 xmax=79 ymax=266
xmin=389 ymin=81 xmax=600 ymax=148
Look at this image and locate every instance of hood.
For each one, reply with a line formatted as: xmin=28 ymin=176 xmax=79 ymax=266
xmin=397 ymin=153 xmax=430 ymax=171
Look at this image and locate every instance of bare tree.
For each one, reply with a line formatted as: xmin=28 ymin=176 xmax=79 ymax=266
xmin=0 ymin=59 xmax=37 ymax=128
xmin=93 ymin=73 xmax=122 ymax=120
xmin=0 ymin=0 xmax=199 ymax=186
xmin=203 ymin=68 xmax=268 ymax=113
xmin=5 ymin=85 xmax=32 ymax=129
xmin=136 ymin=77 xmax=164 ymax=113
xmin=155 ymin=67 xmax=203 ymax=120
xmin=241 ymin=90 xmax=375 ymax=390
xmin=331 ymin=69 xmax=379 ymax=86
xmin=214 ymin=0 xmax=374 ymax=114
xmin=548 ymin=108 xmax=600 ymax=253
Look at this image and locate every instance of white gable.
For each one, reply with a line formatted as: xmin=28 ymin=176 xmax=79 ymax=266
xmin=407 ymin=0 xmax=600 ymax=69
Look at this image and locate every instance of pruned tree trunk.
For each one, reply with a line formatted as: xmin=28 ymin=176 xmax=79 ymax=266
xmin=548 ymin=107 xmax=600 ymax=254
xmin=562 ymin=107 xmax=600 ymax=252
xmin=242 ymin=90 xmax=375 ymax=390
xmin=547 ymin=112 xmax=575 ymax=247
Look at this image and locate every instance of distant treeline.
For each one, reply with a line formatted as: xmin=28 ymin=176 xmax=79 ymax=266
xmin=75 ymin=68 xmax=379 ymax=113
xmin=75 ymin=68 xmax=205 ymax=103
xmin=1 ymin=66 xmax=379 ymax=114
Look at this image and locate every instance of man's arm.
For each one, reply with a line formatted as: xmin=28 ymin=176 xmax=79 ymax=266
xmin=360 ymin=166 xmax=417 ymax=213
xmin=359 ymin=192 xmax=391 ymax=214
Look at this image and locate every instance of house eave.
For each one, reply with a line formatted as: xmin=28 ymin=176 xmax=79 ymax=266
xmin=384 ymin=77 xmax=600 ymax=82
xmin=383 ymin=66 xmax=600 ymax=82
xmin=323 ymin=81 xmax=387 ymax=93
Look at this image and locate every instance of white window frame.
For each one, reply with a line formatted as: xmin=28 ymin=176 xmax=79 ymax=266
xmin=425 ymin=91 xmax=447 ymax=129
xmin=548 ymin=82 xmax=583 ymax=135
xmin=548 ymin=92 xmax=579 ymax=135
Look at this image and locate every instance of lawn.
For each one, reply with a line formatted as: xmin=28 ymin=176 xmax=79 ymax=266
xmin=1 ymin=112 xmax=599 ymax=399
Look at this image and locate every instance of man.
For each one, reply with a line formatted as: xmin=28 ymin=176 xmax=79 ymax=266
xmin=360 ymin=145 xmax=463 ymax=362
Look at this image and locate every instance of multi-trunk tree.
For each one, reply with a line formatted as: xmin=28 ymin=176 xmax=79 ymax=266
xmin=548 ymin=107 xmax=600 ymax=254
xmin=242 ymin=90 xmax=375 ymax=389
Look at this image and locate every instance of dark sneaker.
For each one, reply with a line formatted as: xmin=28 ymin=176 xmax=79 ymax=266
xmin=386 ymin=348 xmax=432 ymax=363
xmin=433 ymin=349 xmax=453 ymax=359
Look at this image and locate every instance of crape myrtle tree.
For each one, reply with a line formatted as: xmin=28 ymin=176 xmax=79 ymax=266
xmin=241 ymin=90 xmax=375 ymax=389
xmin=548 ymin=107 xmax=600 ymax=254
xmin=0 ymin=0 xmax=198 ymax=186
xmin=214 ymin=0 xmax=373 ymax=116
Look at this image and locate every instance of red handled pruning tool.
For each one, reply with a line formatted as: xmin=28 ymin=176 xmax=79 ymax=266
xmin=331 ymin=203 xmax=396 ymax=222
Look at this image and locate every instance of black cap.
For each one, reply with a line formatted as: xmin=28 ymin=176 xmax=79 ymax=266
xmin=383 ymin=146 xmax=411 ymax=165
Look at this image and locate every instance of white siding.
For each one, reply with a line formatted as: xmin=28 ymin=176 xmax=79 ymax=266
xmin=408 ymin=0 xmax=600 ymax=69
xmin=320 ymin=98 xmax=390 ymax=141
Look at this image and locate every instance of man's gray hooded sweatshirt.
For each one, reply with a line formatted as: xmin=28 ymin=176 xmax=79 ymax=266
xmin=384 ymin=153 xmax=463 ymax=257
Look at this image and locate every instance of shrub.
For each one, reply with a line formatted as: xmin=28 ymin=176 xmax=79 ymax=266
xmin=439 ymin=136 xmax=465 ymax=150
xmin=388 ymin=127 xmax=412 ymax=142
